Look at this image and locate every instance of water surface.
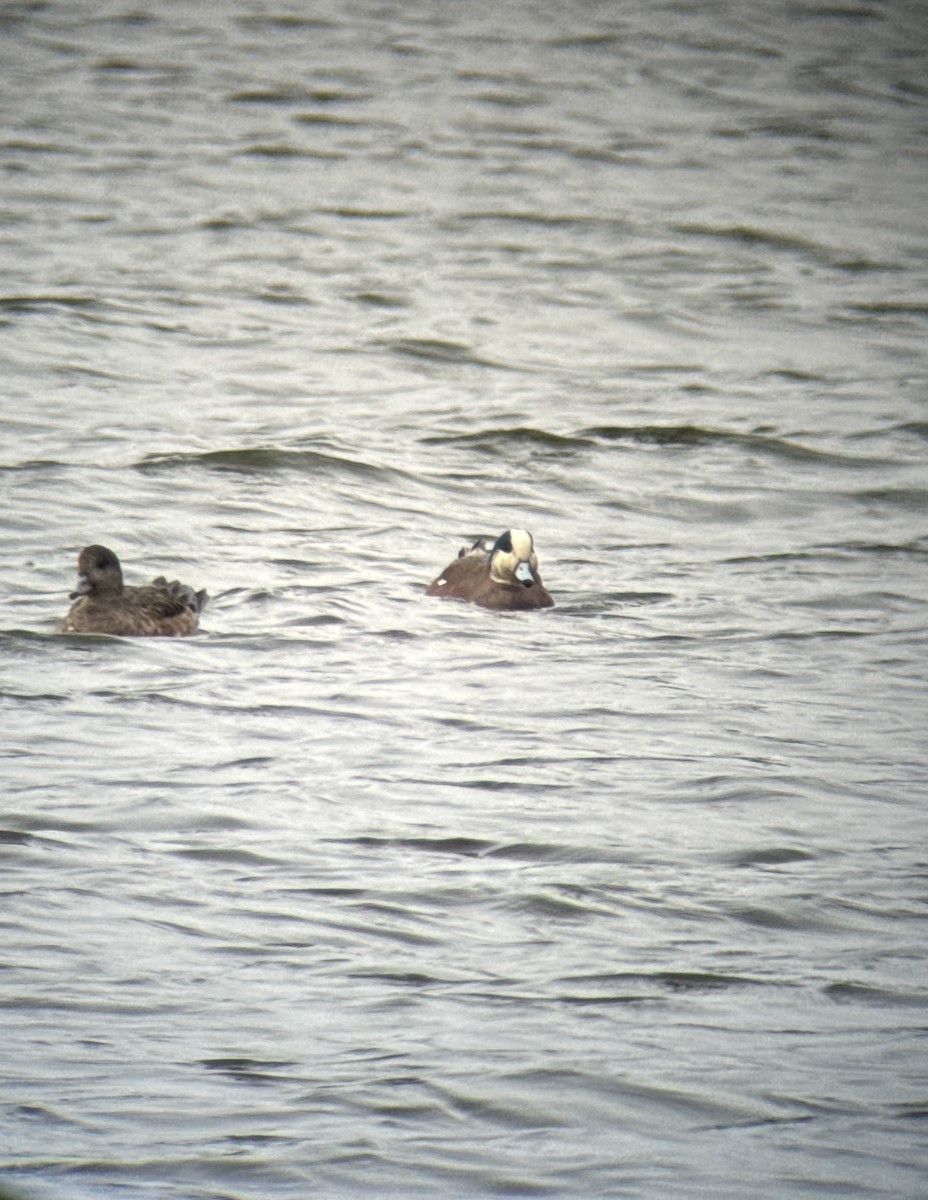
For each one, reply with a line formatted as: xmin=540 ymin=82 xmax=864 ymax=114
xmin=1 ymin=2 xmax=927 ymax=1197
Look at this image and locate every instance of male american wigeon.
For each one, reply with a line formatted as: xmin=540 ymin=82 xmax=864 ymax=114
xmin=58 ymin=545 xmax=208 ymax=636
xmin=426 ymin=529 xmax=554 ymax=610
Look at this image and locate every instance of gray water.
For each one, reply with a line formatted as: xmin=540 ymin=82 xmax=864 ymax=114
xmin=2 ymin=1 xmax=927 ymax=1197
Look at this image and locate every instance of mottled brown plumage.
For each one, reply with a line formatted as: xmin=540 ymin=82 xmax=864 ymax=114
xmin=58 ymin=545 xmax=207 ymax=636
xmin=426 ymin=529 xmax=554 ymax=611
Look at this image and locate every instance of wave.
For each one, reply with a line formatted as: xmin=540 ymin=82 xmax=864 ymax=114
xmin=239 ymin=142 xmax=346 ymax=159
xmin=381 ymin=337 xmax=522 ymax=370
xmin=557 ymin=969 xmax=773 ymax=995
xmin=424 ymin=422 xmax=891 ymax=467
xmin=0 ymin=293 xmax=98 ymax=313
xmin=726 ymin=538 xmax=928 ymax=565
xmin=227 ymin=82 xmax=343 ymax=104
xmin=670 ymin=222 xmax=893 ymax=271
xmin=898 ymin=421 xmax=928 ymax=441
xmin=851 ymin=487 xmax=928 ymax=512
xmin=331 ymin=835 xmax=639 ymax=866
xmin=582 ymin=423 xmax=890 ymax=465
xmin=453 ymin=210 xmax=635 ymax=235
xmin=422 ymin=425 xmax=591 ymax=451
xmin=824 ymin=982 xmax=928 ymax=1008
xmin=137 ymin=446 xmax=406 ymax=480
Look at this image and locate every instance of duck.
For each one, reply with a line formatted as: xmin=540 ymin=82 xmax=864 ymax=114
xmin=426 ymin=529 xmax=554 ymax=610
xmin=58 ymin=545 xmax=208 ymax=636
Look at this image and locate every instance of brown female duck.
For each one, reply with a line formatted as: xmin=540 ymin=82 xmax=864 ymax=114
xmin=58 ymin=545 xmax=207 ymax=636
xmin=426 ymin=529 xmax=554 ymax=610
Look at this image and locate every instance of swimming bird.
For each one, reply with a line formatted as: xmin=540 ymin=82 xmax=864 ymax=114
xmin=58 ymin=545 xmax=207 ymax=636
xmin=426 ymin=529 xmax=554 ymax=610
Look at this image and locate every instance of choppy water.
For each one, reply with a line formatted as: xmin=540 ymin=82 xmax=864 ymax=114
xmin=2 ymin=1 xmax=927 ymax=1198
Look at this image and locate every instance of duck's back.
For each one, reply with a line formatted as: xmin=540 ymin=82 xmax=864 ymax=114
xmin=426 ymin=554 xmax=553 ymax=610
xmin=59 ymin=582 xmax=205 ymax=636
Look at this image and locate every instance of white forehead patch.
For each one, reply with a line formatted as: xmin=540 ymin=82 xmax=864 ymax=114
xmin=509 ymin=529 xmax=534 ymax=559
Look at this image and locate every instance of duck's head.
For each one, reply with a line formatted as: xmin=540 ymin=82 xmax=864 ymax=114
xmin=71 ymin=545 xmax=123 ymax=598
xmin=488 ymin=529 xmax=540 ymax=588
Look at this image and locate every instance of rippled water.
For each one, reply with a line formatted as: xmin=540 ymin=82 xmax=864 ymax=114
xmin=2 ymin=1 xmax=927 ymax=1197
